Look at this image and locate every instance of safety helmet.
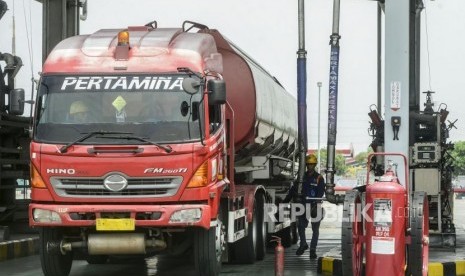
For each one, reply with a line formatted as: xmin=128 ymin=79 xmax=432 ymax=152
xmin=305 ymin=154 xmax=318 ymax=164
xmin=69 ymin=100 xmax=88 ymax=115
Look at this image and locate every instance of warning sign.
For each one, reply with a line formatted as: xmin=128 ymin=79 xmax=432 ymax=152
xmin=372 ymin=236 xmax=395 ymax=254
xmin=112 ymin=95 xmax=127 ymax=112
xmin=390 ymin=81 xmax=401 ymax=111
xmin=374 ymin=199 xmax=392 ymax=227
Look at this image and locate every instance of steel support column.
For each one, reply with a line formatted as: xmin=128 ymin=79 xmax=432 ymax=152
xmin=384 ymin=0 xmax=410 ymax=184
xmin=42 ymin=0 xmax=80 ymax=62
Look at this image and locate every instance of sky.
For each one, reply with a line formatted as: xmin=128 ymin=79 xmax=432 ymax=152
xmin=1 ymin=0 xmax=465 ymax=155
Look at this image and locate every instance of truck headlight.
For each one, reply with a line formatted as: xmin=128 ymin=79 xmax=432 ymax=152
xmin=33 ymin=209 xmax=62 ymax=223
xmin=169 ymin=208 xmax=202 ymax=223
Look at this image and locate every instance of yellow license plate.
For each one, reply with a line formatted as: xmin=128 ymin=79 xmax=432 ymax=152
xmin=96 ymin=218 xmax=135 ymax=231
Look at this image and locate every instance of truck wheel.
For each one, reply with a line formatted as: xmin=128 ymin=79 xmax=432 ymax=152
xmin=256 ymin=193 xmax=267 ymax=260
xmin=86 ymin=255 xmax=109 ymax=264
xmin=341 ymin=190 xmax=363 ymax=276
xmin=194 ymin=211 xmax=225 ymax=276
xmin=40 ymin=228 xmax=73 ymax=276
xmin=407 ymin=191 xmax=429 ymax=276
xmin=234 ymin=200 xmax=258 ymax=264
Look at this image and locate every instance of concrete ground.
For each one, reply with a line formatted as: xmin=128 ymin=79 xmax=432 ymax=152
xmin=3 ymin=199 xmax=465 ymax=275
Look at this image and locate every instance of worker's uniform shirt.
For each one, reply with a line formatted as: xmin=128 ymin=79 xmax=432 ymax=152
xmin=285 ymin=170 xmax=325 ymax=221
xmin=301 ymin=171 xmax=325 ymax=205
xmin=285 ymin=170 xmax=325 ymax=205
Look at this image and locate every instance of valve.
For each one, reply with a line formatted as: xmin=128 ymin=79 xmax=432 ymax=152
xmin=368 ymin=104 xmax=383 ymax=127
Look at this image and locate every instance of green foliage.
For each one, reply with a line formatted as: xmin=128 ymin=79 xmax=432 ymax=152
xmin=451 ymin=141 xmax=465 ymax=176
xmin=354 ymin=147 xmax=373 ymax=166
xmin=335 ymin=154 xmax=348 ymax=175
xmin=355 ymin=152 xmax=368 ymax=166
xmin=346 ymin=166 xmax=363 ymax=178
xmin=314 ymin=148 xmax=347 ymax=175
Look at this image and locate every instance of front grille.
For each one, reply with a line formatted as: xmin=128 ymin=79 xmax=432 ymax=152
xmin=50 ymin=176 xmax=182 ymax=198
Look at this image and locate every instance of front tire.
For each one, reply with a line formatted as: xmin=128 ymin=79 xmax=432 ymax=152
xmin=194 ymin=211 xmax=225 ymax=276
xmin=40 ymin=228 xmax=73 ymax=276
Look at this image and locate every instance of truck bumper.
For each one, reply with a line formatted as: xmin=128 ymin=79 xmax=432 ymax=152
xmin=29 ymin=203 xmax=212 ymax=229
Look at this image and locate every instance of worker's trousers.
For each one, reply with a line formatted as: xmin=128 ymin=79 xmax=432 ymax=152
xmin=297 ymin=212 xmax=322 ymax=250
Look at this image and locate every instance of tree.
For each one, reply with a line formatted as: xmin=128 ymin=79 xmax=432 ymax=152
xmin=354 ymin=147 xmax=373 ymax=166
xmin=451 ymin=141 xmax=465 ymax=176
xmin=315 ymin=148 xmax=347 ymax=176
xmin=335 ymin=154 xmax=348 ymax=175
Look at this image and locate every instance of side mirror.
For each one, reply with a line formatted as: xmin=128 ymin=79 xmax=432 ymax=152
xmin=182 ymin=77 xmax=201 ymax=94
xmin=208 ymin=79 xmax=226 ymax=105
xmin=9 ymin=88 xmax=25 ymax=115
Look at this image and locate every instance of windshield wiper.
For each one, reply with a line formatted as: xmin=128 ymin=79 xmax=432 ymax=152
xmin=96 ymin=134 xmax=172 ymax=153
xmin=59 ymin=131 xmax=132 ymax=153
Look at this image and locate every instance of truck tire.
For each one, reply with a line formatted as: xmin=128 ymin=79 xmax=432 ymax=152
xmin=40 ymin=228 xmax=73 ymax=276
xmin=86 ymin=254 xmax=109 ymax=264
xmin=234 ymin=199 xmax=258 ymax=264
xmin=256 ymin=193 xmax=267 ymax=260
xmin=407 ymin=191 xmax=429 ymax=276
xmin=194 ymin=211 xmax=225 ymax=276
xmin=341 ymin=190 xmax=363 ymax=276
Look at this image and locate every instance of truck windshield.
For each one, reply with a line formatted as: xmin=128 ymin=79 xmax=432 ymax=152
xmin=34 ymin=74 xmax=204 ymax=145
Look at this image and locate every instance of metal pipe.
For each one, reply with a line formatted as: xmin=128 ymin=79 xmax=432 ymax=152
xmin=296 ymin=0 xmax=308 ymax=199
xmin=61 ymin=241 xmax=85 ymax=253
xmin=79 ymin=0 xmax=88 ymax=21
xmin=297 ymin=0 xmax=305 ymax=51
xmin=331 ymin=0 xmax=340 ymax=35
xmin=12 ymin=1 xmax=15 ymax=56
xmin=61 ymin=0 xmax=67 ymax=40
xmin=145 ymin=238 xmax=168 ymax=250
xmin=60 ymin=234 xmax=167 ymax=254
xmin=87 ymin=233 xmax=146 ymax=255
xmin=377 ymin=3 xmax=382 ymax=110
xmin=317 ymin=82 xmax=322 ymax=174
xmin=325 ymin=0 xmax=344 ymax=204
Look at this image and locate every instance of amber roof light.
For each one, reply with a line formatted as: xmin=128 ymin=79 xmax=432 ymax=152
xmin=118 ymin=30 xmax=130 ymax=46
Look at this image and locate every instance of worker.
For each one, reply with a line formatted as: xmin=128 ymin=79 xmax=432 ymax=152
xmin=69 ymin=100 xmax=89 ymax=123
xmin=284 ymin=154 xmax=325 ymax=259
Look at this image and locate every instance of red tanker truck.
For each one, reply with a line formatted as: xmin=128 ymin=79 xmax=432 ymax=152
xmin=28 ymin=21 xmax=298 ymax=276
